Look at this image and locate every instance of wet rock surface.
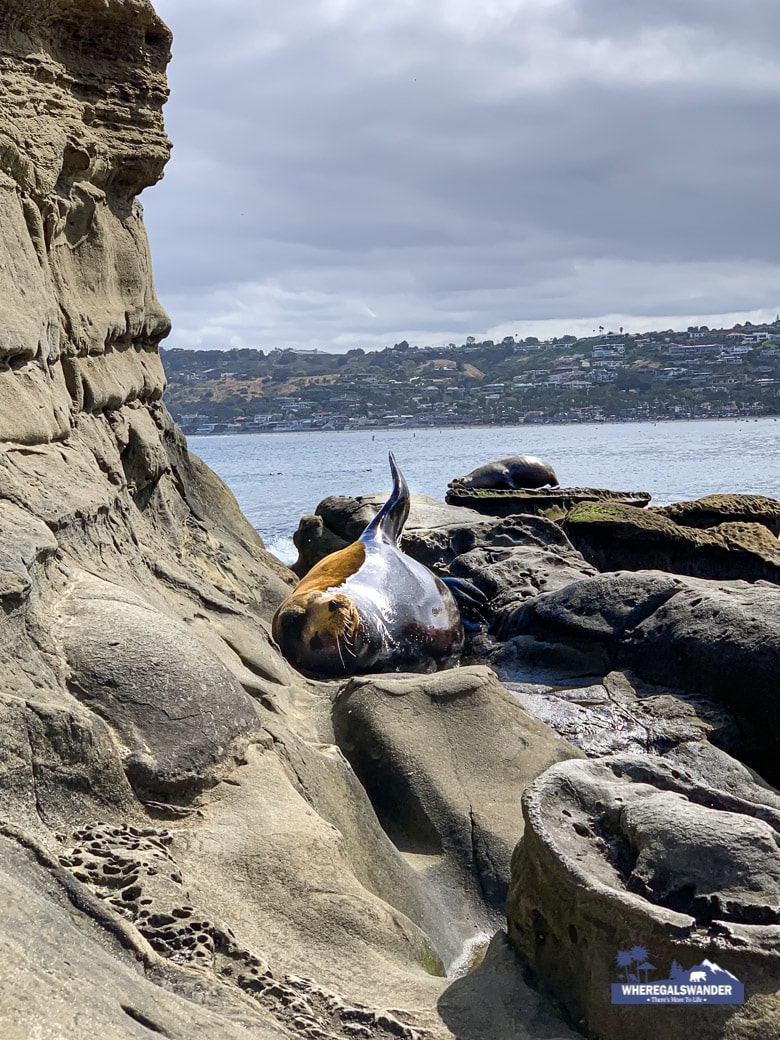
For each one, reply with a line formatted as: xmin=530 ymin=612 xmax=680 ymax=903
xmin=500 ymin=569 xmax=780 ymax=783
xmin=286 ymin=466 xmax=780 ymax=1038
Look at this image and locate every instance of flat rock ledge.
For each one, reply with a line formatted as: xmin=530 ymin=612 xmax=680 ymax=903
xmin=444 ymin=486 xmax=651 ymax=520
xmin=507 ymin=755 xmax=780 ymax=1040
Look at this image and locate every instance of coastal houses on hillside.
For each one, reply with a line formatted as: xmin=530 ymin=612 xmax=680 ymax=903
xmin=162 ymin=318 xmax=780 ymax=433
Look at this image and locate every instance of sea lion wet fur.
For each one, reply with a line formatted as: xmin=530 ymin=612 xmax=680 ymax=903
xmin=450 ymin=454 xmax=559 ymax=491
xmin=272 ymin=454 xmax=464 ymax=679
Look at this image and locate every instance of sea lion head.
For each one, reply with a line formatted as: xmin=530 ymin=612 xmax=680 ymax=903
xmin=272 ymin=589 xmax=368 ymax=678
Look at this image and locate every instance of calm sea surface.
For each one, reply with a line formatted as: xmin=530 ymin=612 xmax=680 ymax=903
xmin=188 ymin=418 xmax=780 ymax=564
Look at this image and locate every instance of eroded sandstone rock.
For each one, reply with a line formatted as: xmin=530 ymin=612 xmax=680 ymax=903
xmin=507 ymin=755 xmax=780 ymax=1040
xmin=653 ymin=493 xmax=780 ymax=536
xmin=2 ymin=3 xmax=495 ymax=1035
xmin=564 ymin=500 xmax=780 ymax=584
xmin=332 ymin=666 xmax=583 ymax=923
xmin=57 ymin=574 xmax=261 ymax=799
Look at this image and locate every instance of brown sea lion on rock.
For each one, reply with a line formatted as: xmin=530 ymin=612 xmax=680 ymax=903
xmin=449 ymin=454 xmax=559 ymax=491
xmin=272 ymin=453 xmax=467 ymax=679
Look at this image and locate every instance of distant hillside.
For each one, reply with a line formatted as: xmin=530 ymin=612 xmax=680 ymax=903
xmin=161 ymin=324 xmax=780 ymax=433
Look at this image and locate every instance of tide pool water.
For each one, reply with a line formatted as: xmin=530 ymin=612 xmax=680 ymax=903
xmin=188 ymin=417 xmax=780 ymax=564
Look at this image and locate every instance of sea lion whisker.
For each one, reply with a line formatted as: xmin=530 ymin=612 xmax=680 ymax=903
xmin=335 ymin=631 xmax=347 ymax=669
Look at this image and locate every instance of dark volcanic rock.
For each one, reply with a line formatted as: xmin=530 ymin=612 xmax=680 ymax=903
xmin=451 ymin=544 xmax=595 ymax=624
xmin=292 ymin=491 xmax=487 ymax=574
xmin=504 ymin=569 xmax=780 ymax=783
xmin=623 ymin=576 xmax=780 ymax=783
xmin=507 ymin=755 xmax=780 ymax=1040
xmin=564 ymin=500 xmax=780 ymax=583
xmin=291 ymin=513 xmax=349 ymax=577
xmin=403 ymin=513 xmax=576 ymax=572
xmin=502 ymin=671 xmax=727 ymax=761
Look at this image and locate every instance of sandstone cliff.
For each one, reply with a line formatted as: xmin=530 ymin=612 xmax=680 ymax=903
xmin=0 ymin=5 xmax=579 ymax=1037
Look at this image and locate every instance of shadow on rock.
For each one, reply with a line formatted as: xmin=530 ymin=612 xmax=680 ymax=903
xmin=438 ymin=931 xmax=578 ymax=1040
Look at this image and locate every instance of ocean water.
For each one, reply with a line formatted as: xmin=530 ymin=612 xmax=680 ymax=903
xmin=188 ymin=418 xmax=780 ymax=565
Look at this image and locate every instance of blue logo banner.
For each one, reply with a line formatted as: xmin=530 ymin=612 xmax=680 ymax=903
xmin=611 ymin=949 xmax=744 ymax=1005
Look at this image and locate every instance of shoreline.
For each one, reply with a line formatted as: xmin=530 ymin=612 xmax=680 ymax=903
xmin=186 ymin=413 xmax=779 ymax=440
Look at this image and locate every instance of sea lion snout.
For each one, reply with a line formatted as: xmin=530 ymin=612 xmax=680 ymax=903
xmin=273 ymin=590 xmax=365 ymax=677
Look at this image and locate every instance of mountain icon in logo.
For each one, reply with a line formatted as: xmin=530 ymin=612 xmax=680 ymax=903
xmin=685 ymin=959 xmax=741 ymax=984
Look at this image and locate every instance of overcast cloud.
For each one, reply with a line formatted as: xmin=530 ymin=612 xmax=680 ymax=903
xmin=143 ymin=0 xmax=780 ymax=351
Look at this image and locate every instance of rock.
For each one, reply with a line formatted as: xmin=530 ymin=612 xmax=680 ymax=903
xmin=653 ymin=493 xmax=780 ymax=536
xmin=623 ymin=576 xmax=780 ymax=784
xmin=12 ymin=1 xmax=777 ymax=1036
xmin=437 ymin=931 xmax=580 ymax=1040
xmin=332 ymin=666 xmax=583 ymax=920
xmin=564 ymin=500 xmax=780 ymax=583
xmin=322 ymin=491 xmax=487 ymax=543
xmin=403 ymin=513 xmax=578 ymax=572
xmin=293 ymin=490 xmax=488 ymax=575
xmin=450 ymin=542 xmax=595 ymax=629
xmin=291 ymin=513 xmax=349 ymax=577
xmin=0 ymin=696 xmax=139 ymax=836
xmin=503 ymin=570 xmax=780 ymax=783
xmin=56 ymin=574 xmax=261 ymax=799
xmin=501 ymin=671 xmax=723 ymax=760
xmin=315 ymin=494 xmax=379 ymax=543
xmin=0 ymin=832 xmax=287 ymax=1040
xmin=2 ymin=1 xmax=585 ymax=1032
xmin=507 ymin=755 xmax=780 ymax=1040
xmin=497 ymin=569 xmax=683 ymax=644
xmin=445 ymin=485 xmax=651 ymax=521
xmin=294 ymin=494 xmax=594 ymax=645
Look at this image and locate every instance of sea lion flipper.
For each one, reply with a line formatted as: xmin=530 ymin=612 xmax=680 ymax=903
xmin=442 ymin=575 xmax=488 ymax=632
xmin=441 ymin=576 xmax=488 ymax=609
xmin=362 ymin=452 xmax=410 ymax=545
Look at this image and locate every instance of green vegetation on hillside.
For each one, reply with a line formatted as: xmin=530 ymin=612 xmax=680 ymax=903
xmin=161 ymin=322 xmax=780 ymax=433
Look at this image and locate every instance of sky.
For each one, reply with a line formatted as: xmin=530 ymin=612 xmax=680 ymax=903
xmin=143 ymin=0 xmax=780 ymax=352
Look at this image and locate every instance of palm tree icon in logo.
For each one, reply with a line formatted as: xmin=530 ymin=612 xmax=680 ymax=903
xmin=616 ymin=945 xmax=654 ymax=982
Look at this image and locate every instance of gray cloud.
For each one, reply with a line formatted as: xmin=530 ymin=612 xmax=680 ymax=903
xmin=144 ymin=0 xmax=780 ymax=350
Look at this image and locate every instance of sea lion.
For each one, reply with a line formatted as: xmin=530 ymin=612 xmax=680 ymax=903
xmin=272 ymin=454 xmax=465 ymax=679
xmin=449 ymin=454 xmax=559 ymax=491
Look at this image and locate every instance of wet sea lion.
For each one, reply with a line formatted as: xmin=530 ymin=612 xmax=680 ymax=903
xmin=272 ymin=454 xmax=466 ymax=679
xmin=450 ymin=454 xmax=559 ymax=491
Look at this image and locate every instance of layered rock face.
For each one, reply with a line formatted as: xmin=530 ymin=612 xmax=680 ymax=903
xmin=0 ymin=0 xmax=172 ymax=441
xmin=0 ymin=5 xmax=584 ymax=1038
